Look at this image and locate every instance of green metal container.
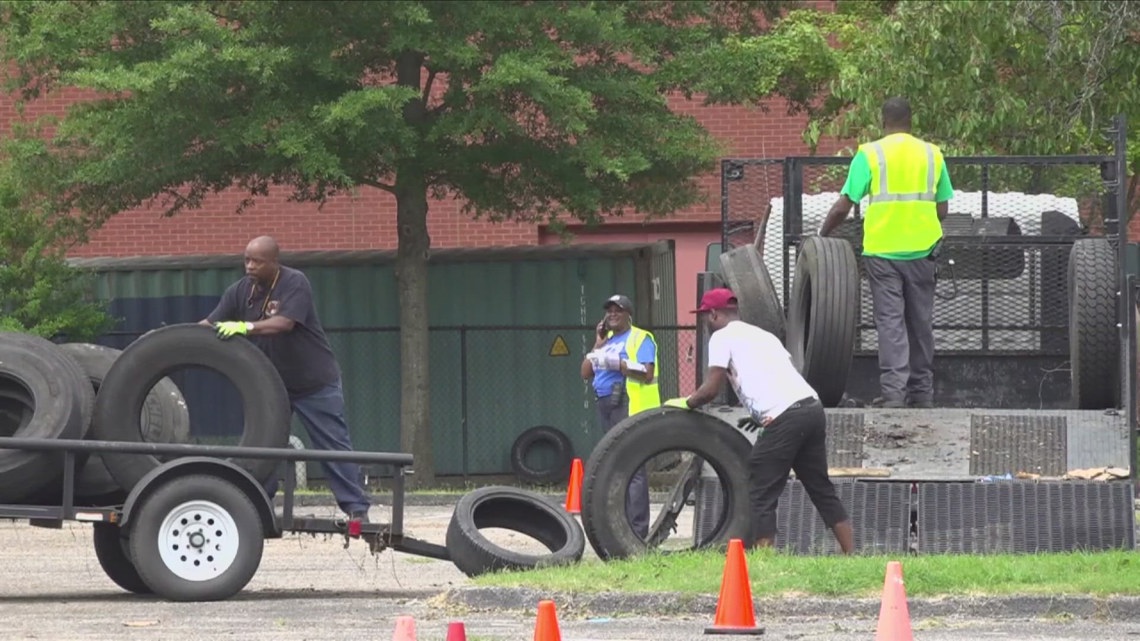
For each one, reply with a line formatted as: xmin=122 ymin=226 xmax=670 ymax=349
xmin=72 ymin=241 xmax=677 ymax=478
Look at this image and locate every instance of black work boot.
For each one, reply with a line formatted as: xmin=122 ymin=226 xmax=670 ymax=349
xmin=907 ymin=397 xmax=934 ymax=409
xmin=871 ymin=397 xmax=905 ymax=409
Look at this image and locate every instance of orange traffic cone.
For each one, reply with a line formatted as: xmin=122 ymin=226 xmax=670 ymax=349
xmin=704 ymin=538 xmax=765 ymax=635
xmin=391 ymin=615 xmax=416 ymax=641
xmin=445 ymin=621 xmax=467 ymax=641
xmin=564 ymin=458 xmax=583 ymax=514
xmin=875 ymin=561 xmax=913 ymax=641
xmin=533 ymin=599 xmax=563 ymax=641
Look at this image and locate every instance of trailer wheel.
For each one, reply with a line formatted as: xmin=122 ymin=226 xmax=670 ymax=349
xmin=718 ymin=245 xmax=786 ymax=341
xmin=92 ymin=523 xmax=152 ymax=595
xmin=91 ymin=324 xmax=291 ymax=493
xmin=0 ymin=332 xmax=90 ymax=503
xmin=446 ymin=486 xmax=585 ymax=577
xmin=60 ymin=343 xmax=191 ymax=499
xmin=785 ymin=236 xmax=860 ymax=406
xmin=510 ymin=425 xmax=574 ymax=485
xmin=127 ymin=474 xmax=264 ymax=602
xmin=1068 ymin=238 xmax=1120 ymax=409
xmin=581 ymin=408 xmax=753 ymax=561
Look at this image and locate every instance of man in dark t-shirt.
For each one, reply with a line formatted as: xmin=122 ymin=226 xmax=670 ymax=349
xmin=201 ymin=235 xmax=371 ymax=522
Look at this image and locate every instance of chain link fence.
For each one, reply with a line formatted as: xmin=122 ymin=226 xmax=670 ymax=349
xmin=96 ymin=324 xmax=699 ymax=481
xmin=721 ymin=147 xmax=1124 ymax=356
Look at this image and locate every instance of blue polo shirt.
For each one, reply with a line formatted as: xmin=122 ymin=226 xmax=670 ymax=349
xmin=592 ymin=329 xmax=656 ymax=398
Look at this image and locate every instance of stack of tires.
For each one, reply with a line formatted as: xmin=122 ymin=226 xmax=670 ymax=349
xmin=0 ymin=324 xmax=293 ymax=505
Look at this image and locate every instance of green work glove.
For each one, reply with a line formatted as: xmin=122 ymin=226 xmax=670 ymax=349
xmin=215 ymin=321 xmax=252 ymax=339
xmin=663 ymin=397 xmax=690 ymax=410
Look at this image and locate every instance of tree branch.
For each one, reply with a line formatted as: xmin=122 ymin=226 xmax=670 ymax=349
xmin=358 ymin=178 xmax=395 ymax=193
xmin=422 ymin=67 xmax=437 ymax=106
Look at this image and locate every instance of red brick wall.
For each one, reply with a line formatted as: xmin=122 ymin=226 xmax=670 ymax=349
xmin=0 ymin=87 xmax=828 ymax=258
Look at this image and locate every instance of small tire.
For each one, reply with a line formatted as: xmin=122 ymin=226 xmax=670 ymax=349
xmin=60 ymin=343 xmax=191 ymax=499
xmin=509 ymin=425 xmax=574 ymax=486
xmin=445 ymin=486 xmax=585 ymax=577
xmin=581 ymin=407 xmax=753 ymax=561
xmin=127 ymin=474 xmax=264 ymax=602
xmin=785 ymin=236 xmax=860 ymax=406
xmin=1068 ymin=238 xmax=1120 ymax=410
xmin=91 ymin=324 xmax=291 ymax=493
xmin=0 ymin=332 xmax=91 ymax=503
xmin=92 ymin=523 xmax=152 ymax=595
xmin=718 ymin=245 xmax=786 ymax=341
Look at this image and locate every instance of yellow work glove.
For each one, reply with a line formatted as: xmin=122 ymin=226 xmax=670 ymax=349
xmin=663 ymin=397 xmax=690 ymax=410
xmin=215 ymin=321 xmax=252 ymax=339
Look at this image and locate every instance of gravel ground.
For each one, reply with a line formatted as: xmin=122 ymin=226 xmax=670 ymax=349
xmin=2 ymin=503 xmax=1138 ymax=640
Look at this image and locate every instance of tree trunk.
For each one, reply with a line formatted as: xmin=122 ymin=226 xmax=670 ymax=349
xmin=394 ymin=49 xmax=434 ymax=488
xmin=395 ymin=187 xmax=434 ymax=488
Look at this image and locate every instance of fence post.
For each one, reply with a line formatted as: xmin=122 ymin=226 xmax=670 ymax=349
xmin=459 ymin=327 xmax=469 ymax=481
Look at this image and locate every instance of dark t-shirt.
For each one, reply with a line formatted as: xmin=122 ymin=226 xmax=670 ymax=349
xmin=207 ymin=265 xmax=340 ymax=398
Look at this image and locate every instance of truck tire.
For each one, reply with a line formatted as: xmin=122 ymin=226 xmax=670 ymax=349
xmin=92 ymin=522 xmax=152 ymax=594
xmin=0 ymin=332 xmax=90 ymax=503
xmin=127 ymin=474 xmax=264 ymax=602
xmin=510 ymin=425 xmax=574 ymax=486
xmin=60 ymin=343 xmax=191 ymax=500
xmin=718 ymin=245 xmax=786 ymax=341
xmin=1068 ymin=238 xmax=1120 ymax=409
xmin=91 ymin=324 xmax=291 ymax=493
xmin=785 ymin=236 xmax=859 ymax=406
xmin=446 ymin=486 xmax=584 ymax=577
xmin=581 ymin=408 xmax=753 ymax=561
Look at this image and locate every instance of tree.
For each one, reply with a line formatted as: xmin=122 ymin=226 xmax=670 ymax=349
xmin=0 ymin=160 xmax=113 ymax=342
xmin=809 ymin=0 xmax=1140 ymax=200
xmin=0 ymin=1 xmax=817 ymax=485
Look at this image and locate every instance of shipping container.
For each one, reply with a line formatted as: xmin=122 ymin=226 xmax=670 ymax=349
xmin=71 ymin=241 xmax=677 ymax=478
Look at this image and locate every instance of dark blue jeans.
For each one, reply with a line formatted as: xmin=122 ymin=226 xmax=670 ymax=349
xmin=266 ymin=380 xmax=371 ymax=515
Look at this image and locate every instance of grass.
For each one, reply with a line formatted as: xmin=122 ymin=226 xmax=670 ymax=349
xmin=471 ymin=548 xmax=1140 ymax=598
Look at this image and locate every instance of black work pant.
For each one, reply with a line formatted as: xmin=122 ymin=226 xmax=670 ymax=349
xmin=749 ymin=399 xmax=849 ymax=541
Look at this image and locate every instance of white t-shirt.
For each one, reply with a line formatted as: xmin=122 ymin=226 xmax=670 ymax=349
xmin=707 ymin=320 xmax=818 ymax=420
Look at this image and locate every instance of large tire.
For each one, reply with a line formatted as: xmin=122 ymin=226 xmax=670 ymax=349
xmin=581 ymin=407 xmax=753 ymax=561
xmin=1068 ymin=238 xmax=1120 ymax=409
xmin=92 ymin=522 xmax=152 ymax=595
xmin=785 ymin=236 xmax=859 ymax=406
xmin=445 ymin=486 xmax=585 ymax=577
xmin=718 ymin=245 xmax=786 ymax=341
xmin=510 ymin=425 xmax=574 ymax=486
xmin=91 ymin=324 xmax=291 ymax=493
xmin=0 ymin=385 xmax=34 ymax=437
xmin=60 ymin=343 xmax=191 ymax=499
xmin=127 ymin=474 xmax=264 ymax=602
xmin=0 ymin=332 xmax=90 ymax=503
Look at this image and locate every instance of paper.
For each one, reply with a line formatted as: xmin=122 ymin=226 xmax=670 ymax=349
xmin=623 ymin=359 xmax=647 ymax=373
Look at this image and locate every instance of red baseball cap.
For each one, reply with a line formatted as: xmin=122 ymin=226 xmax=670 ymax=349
xmin=692 ymin=288 xmax=738 ymax=313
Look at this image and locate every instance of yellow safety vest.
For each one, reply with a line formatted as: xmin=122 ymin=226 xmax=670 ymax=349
xmin=861 ymin=133 xmax=945 ymax=257
xmin=607 ymin=325 xmax=661 ymax=415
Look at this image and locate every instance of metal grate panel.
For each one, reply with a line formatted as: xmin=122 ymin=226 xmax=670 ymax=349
xmin=969 ymin=414 xmax=1067 ymax=476
xmin=826 ymin=413 xmax=865 ymax=468
xmin=917 ymin=481 xmax=1135 ymax=554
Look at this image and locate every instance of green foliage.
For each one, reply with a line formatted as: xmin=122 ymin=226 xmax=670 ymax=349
xmin=0 ymin=167 xmax=113 ymax=342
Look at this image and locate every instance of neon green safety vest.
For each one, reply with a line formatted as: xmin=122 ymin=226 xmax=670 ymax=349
xmin=607 ymin=325 xmax=661 ymax=415
xmin=861 ymin=133 xmax=945 ymax=256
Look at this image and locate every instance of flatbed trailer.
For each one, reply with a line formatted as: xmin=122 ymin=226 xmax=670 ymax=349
xmin=0 ymin=436 xmax=449 ymax=602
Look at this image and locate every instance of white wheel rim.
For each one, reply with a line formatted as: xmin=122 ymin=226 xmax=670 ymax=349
xmin=156 ymin=500 xmax=240 ymax=582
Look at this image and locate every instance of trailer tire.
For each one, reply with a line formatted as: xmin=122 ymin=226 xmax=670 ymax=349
xmin=0 ymin=332 xmax=91 ymax=503
xmin=581 ymin=408 xmax=752 ymax=561
xmin=718 ymin=245 xmax=786 ymax=341
xmin=510 ymin=425 xmax=574 ymax=485
xmin=785 ymin=236 xmax=860 ymax=406
xmin=1068 ymin=238 xmax=1120 ymax=409
xmin=92 ymin=523 xmax=152 ymax=595
xmin=128 ymin=474 xmax=264 ymax=602
xmin=60 ymin=343 xmax=191 ymax=499
xmin=446 ymin=486 xmax=584 ymax=577
xmin=91 ymin=324 xmax=291 ymax=493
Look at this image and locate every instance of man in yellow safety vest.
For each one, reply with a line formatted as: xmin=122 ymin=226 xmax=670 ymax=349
xmin=819 ymin=97 xmax=954 ymax=409
xmin=581 ymin=294 xmax=660 ymax=539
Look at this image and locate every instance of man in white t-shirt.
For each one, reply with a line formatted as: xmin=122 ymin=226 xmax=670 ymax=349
xmin=664 ymin=288 xmax=854 ymax=553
